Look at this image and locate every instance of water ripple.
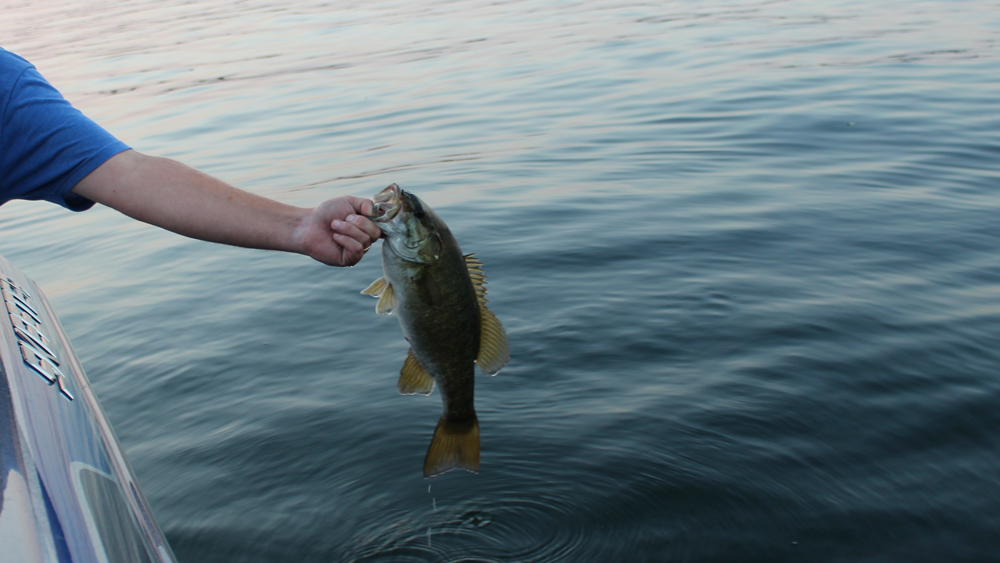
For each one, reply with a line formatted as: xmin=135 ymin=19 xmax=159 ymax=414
xmin=4 ymin=0 xmax=1000 ymax=561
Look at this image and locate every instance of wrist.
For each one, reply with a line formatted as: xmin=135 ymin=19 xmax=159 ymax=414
xmin=289 ymin=208 xmax=318 ymax=257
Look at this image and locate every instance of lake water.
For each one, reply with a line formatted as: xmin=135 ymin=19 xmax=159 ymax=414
xmin=3 ymin=0 xmax=1000 ymax=561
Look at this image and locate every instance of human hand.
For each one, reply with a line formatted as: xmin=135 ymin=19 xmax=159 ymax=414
xmin=295 ymin=196 xmax=382 ymax=266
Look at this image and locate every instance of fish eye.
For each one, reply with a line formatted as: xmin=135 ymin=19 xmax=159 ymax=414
xmin=403 ymin=190 xmax=427 ymax=218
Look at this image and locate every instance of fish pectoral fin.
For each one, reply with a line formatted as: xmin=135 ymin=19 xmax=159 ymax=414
xmin=364 ymin=276 xmax=397 ymax=315
xmin=398 ymin=349 xmax=435 ymax=396
xmin=476 ymin=305 xmax=510 ymax=376
xmin=361 ymin=276 xmax=388 ymax=297
xmin=375 ymin=282 xmax=397 ymax=315
xmin=424 ymin=416 xmax=480 ymax=477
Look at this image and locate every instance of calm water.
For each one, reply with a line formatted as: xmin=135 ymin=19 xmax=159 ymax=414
xmin=3 ymin=0 xmax=1000 ymax=561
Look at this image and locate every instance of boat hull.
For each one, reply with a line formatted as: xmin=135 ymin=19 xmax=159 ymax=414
xmin=0 ymin=255 xmax=176 ymax=563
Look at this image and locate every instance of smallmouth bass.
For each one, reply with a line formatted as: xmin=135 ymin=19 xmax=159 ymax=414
xmin=362 ymin=184 xmax=509 ymax=477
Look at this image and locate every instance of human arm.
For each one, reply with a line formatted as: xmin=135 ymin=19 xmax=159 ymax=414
xmin=70 ymin=149 xmax=381 ymax=266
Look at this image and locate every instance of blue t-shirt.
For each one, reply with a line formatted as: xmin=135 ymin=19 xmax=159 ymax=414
xmin=1 ymin=48 xmax=130 ymax=211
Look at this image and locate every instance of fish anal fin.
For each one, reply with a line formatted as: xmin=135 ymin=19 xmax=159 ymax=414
xmin=423 ymin=416 xmax=480 ymax=477
xmin=476 ymin=306 xmax=509 ymax=376
xmin=361 ymin=276 xmax=388 ymax=297
xmin=375 ymin=282 xmax=397 ymax=315
xmin=398 ymin=349 xmax=435 ymax=396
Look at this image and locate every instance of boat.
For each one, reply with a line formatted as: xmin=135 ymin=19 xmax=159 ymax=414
xmin=0 ymin=254 xmax=177 ymax=562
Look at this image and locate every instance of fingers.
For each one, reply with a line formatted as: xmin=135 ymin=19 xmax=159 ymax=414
xmin=348 ymin=213 xmax=382 ymax=242
xmin=332 ymin=232 xmax=366 ymax=266
xmin=324 ymin=196 xmax=381 ymax=241
xmin=331 ymin=215 xmax=379 ymax=248
xmin=304 ymin=194 xmax=384 ymax=267
xmin=343 ymin=195 xmax=376 ymax=217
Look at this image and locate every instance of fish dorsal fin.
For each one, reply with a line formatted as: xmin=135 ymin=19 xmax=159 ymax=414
xmin=464 ymin=254 xmax=509 ymax=375
xmin=398 ymin=349 xmax=435 ymax=395
xmin=477 ymin=306 xmax=509 ymax=375
xmin=361 ymin=276 xmax=388 ymax=297
xmin=465 ymin=253 xmax=488 ymax=305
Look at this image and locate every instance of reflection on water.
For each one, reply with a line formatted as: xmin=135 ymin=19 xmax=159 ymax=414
xmin=3 ymin=0 xmax=1000 ymax=561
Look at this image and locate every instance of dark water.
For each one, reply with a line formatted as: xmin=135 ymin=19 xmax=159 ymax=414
xmin=3 ymin=0 xmax=1000 ymax=561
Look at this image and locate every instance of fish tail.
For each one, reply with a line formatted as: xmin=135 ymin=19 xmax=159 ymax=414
xmin=423 ymin=415 xmax=480 ymax=477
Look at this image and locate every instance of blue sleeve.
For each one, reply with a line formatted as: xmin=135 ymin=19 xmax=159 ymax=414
xmin=1 ymin=50 xmax=130 ymax=211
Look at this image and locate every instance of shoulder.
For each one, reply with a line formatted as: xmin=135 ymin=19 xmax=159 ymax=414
xmin=0 ymin=48 xmax=34 ymax=83
xmin=1 ymin=49 xmax=46 ymax=119
xmin=1 ymin=48 xmax=32 ymax=68
xmin=0 ymin=47 xmax=127 ymax=211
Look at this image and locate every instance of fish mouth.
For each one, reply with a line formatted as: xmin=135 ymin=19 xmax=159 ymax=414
xmin=368 ymin=183 xmax=402 ymax=223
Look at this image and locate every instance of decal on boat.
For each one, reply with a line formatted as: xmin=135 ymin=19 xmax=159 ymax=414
xmin=2 ymin=276 xmax=73 ymax=400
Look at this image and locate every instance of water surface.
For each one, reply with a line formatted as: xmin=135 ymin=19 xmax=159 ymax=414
xmin=2 ymin=0 xmax=1000 ymax=561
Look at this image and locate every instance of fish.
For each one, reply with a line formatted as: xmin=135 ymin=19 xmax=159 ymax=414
xmin=361 ymin=183 xmax=509 ymax=477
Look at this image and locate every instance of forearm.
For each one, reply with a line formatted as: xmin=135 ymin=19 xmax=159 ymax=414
xmin=72 ymin=149 xmax=307 ymax=252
